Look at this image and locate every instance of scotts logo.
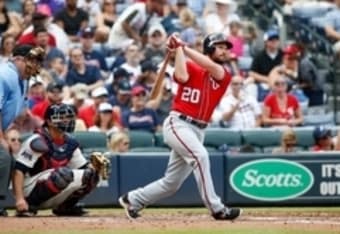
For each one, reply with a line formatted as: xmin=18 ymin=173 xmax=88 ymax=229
xmin=230 ymin=159 xmax=314 ymax=201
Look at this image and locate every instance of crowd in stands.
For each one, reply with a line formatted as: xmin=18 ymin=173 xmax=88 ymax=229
xmin=1 ymin=0 xmax=340 ymax=155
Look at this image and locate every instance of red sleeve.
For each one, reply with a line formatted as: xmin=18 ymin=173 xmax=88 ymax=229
xmin=17 ymin=34 xmax=35 ymax=46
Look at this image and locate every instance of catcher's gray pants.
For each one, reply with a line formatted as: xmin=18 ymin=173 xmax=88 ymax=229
xmin=0 ymin=146 xmax=14 ymax=205
xmin=128 ymin=113 xmax=225 ymax=214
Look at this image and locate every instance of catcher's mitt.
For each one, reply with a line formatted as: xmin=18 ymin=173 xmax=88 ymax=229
xmin=90 ymin=152 xmax=111 ymax=180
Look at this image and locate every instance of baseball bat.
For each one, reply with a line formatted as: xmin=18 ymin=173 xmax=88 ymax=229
xmin=149 ymin=51 xmax=171 ymax=100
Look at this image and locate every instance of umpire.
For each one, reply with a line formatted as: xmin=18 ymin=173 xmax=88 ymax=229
xmin=0 ymin=44 xmax=45 ymax=216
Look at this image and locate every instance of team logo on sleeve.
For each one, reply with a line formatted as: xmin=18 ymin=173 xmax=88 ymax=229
xmin=21 ymin=151 xmax=33 ymax=161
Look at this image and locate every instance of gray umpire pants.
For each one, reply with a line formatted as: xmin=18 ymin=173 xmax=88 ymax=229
xmin=0 ymin=145 xmax=14 ymax=206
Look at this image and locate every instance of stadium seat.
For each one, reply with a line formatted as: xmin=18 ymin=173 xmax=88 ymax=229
xmin=72 ymin=131 xmax=108 ymax=153
xmin=242 ymin=129 xmax=281 ymax=152
xmin=154 ymin=132 xmax=168 ymax=148
xmin=204 ymin=129 xmax=242 ymax=150
xmin=128 ymin=130 xmax=155 ymax=149
xmin=294 ymin=127 xmax=315 ymax=149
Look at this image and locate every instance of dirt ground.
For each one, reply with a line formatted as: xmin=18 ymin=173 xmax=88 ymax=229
xmin=1 ymin=209 xmax=340 ymax=233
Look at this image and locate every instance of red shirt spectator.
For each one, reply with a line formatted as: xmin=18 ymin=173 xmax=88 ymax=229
xmin=264 ymin=93 xmax=299 ymax=120
xmin=17 ymin=32 xmax=56 ymax=47
xmin=31 ymin=82 xmax=63 ymax=119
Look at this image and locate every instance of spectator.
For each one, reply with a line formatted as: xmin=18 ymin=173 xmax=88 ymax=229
xmin=248 ymin=29 xmax=283 ymax=101
xmin=228 ymin=20 xmax=244 ymax=58
xmin=21 ymin=0 xmax=36 ymax=30
xmin=242 ymin=21 xmax=264 ymax=57
xmin=204 ymin=0 xmax=240 ymax=35
xmin=66 ymin=47 xmax=104 ymax=91
xmin=0 ymin=0 xmax=22 ymax=37
xmin=80 ymin=27 xmax=109 ymax=77
xmin=88 ymin=102 xmax=121 ymax=136
xmin=31 ymin=82 xmax=63 ymax=120
xmin=0 ymin=34 xmax=15 ymax=63
xmin=161 ymin=0 xmax=188 ymax=34
xmin=108 ymin=131 xmax=130 ymax=153
xmin=119 ymin=42 xmax=143 ymax=84
xmin=296 ymin=44 xmax=325 ymax=106
xmin=18 ymin=12 xmax=57 ymax=47
xmin=33 ymin=26 xmax=65 ymax=68
xmin=69 ymin=104 xmax=87 ymax=132
xmin=212 ymin=76 xmax=261 ymax=129
xmin=4 ymin=128 xmax=21 ymax=158
xmin=10 ymin=108 xmax=43 ymax=134
xmin=78 ymin=86 xmax=120 ymax=128
xmin=144 ymin=23 xmax=167 ymax=65
xmin=20 ymin=5 xmax=70 ymax=54
xmin=135 ymin=60 xmax=158 ymax=91
xmin=95 ymin=0 xmax=118 ymax=42
xmin=108 ymin=0 xmax=166 ymax=50
xmin=272 ymin=127 xmax=298 ymax=154
xmin=262 ymin=76 xmax=303 ymax=127
xmin=68 ymin=83 xmax=89 ymax=110
xmin=109 ymin=79 xmax=132 ymax=115
xmin=77 ymin=0 xmax=101 ymax=28
xmin=122 ymin=85 xmax=161 ymax=132
xmin=153 ymin=79 xmax=173 ymax=124
xmin=178 ymin=8 xmax=198 ymax=48
xmin=269 ymin=44 xmax=308 ymax=104
xmin=47 ymin=56 xmax=68 ymax=84
xmin=321 ymin=0 xmax=340 ymax=42
xmin=312 ymin=126 xmax=336 ymax=152
xmin=54 ymin=0 xmax=89 ymax=42
xmin=27 ymin=76 xmax=46 ymax=109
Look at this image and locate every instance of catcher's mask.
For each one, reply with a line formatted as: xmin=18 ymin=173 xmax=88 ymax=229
xmin=44 ymin=104 xmax=76 ymax=133
xmin=12 ymin=45 xmax=45 ymax=77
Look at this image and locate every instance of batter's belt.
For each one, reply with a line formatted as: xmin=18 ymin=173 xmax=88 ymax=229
xmin=171 ymin=111 xmax=208 ymax=129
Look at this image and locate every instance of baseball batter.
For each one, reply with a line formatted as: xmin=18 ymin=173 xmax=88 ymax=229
xmin=119 ymin=33 xmax=241 ymax=220
xmin=12 ymin=104 xmax=105 ymax=217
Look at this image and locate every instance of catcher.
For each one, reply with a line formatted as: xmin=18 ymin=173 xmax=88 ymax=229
xmin=12 ymin=103 xmax=110 ymax=217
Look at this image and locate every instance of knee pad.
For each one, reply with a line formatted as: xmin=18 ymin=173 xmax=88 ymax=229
xmin=50 ymin=167 xmax=74 ymax=190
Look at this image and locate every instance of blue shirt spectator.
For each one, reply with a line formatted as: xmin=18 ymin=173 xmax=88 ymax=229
xmin=66 ymin=64 xmax=102 ymax=86
xmin=122 ymin=86 xmax=160 ymax=132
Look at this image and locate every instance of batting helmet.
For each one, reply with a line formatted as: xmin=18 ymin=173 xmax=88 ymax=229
xmin=203 ymin=33 xmax=233 ymax=55
xmin=44 ymin=104 xmax=76 ymax=133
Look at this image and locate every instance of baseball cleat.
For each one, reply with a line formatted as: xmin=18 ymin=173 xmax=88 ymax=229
xmin=119 ymin=193 xmax=140 ymax=219
xmin=52 ymin=204 xmax=88 ymax=216
xmin=212 ymin=207 xmax=242 ymax=221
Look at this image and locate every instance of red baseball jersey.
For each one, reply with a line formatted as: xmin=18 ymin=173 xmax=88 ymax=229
xmin=172 ymin=60 xmax=231 ymax=122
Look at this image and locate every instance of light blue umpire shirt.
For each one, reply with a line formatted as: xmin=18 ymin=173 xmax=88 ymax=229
xmin=0 ymin=61 xmax=28 ymax=131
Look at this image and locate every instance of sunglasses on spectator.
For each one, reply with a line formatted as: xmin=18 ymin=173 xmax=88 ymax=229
xmin=123 ymin=141 xmax=130 ymax=146
xmin=231 ymin=82 xmax=243 ymax=86
xmin=274 ymin=81 xmax=286 ymax=86
xmin=10 ymin=138 xmax=20 ymax=143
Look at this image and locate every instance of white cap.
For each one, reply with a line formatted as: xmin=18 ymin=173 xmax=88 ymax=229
xmin=98 ymin=102 xmax=113 ymax=112
xmin=213 ymin=0 xmax=237 ymax=13
xmin=148 ymin=23 xmax=166 ymax=37
xmin=71 ymin=83 xmax=88 ymax=100
xmin=29 ymin=75 xmax=44 ymax=88
xmin=91 ymin=86 xmax=108 ymax=98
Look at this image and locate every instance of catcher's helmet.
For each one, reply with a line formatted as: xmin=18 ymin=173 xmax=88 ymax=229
xmin=44 ymin=104 xmax=76 ymax=133
xmin=203 ymin=33 xmax=233 ymax=55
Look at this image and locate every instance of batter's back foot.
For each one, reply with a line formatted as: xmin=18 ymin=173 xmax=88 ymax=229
xmin=212 ymin=207 xmax=242 ymax=221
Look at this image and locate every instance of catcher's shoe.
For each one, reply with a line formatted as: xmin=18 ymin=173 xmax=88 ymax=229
xmin=16 ymin=207 xmax=38 ymax=217
xmin=212 ymin=207 xmax=242 ymax=221
xmin=119 ymin=194 xmax=140 ymax=219
xmin=52 ymin=204 xmax=88 ymax=217
xmin=0 ymin=208 xmax=8 ymax=217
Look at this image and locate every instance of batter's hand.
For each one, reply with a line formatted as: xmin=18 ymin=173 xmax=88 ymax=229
xmin=167 ymin=33 xmax=185 ymax=52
